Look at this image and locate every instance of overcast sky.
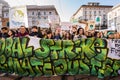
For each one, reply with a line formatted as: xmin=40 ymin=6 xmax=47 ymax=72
xmin=4 ymin=0 xmax=120 ymax=22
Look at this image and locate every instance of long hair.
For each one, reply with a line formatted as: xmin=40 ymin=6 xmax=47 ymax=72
xmin=77 ymin=28 xmax=84 ymax=35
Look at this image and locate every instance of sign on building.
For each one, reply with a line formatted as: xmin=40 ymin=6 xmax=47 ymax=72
xmin=40 ymin=23 xmax=50 ymax=28
xmin=48 ymin=15 xmax=60 ymax=24
xmin=95 ymin=16 xmax=101 ymax=25
xmin=85 ymin=21 xmax=95 ymax=31
xmin=9 ymin=6 xmax=28 ymax=29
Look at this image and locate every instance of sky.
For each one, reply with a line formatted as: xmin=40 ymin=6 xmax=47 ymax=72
xmin=4 ymin=0 xmax=120 ymax=22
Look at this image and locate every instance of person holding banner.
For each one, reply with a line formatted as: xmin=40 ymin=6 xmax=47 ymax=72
xmin=16 ymin=26 xmax=29 ymax=37
xmin=63 ymin=31 xmax=72 ymax=40
xmin=76 ymin=27 xmax=87 ymax=39
xmin=29 ymin=26 xmax=38 ymax=37
xmin=8 ymin=30 xmax=15 ymax=38
xmin=94 ymin=31 xmax=101 ymax=38
xmin=54 ymin=29 xmax=61 ymax=40
xmin=46 ymin=30 xmax=53 ymax=39
xmin=1 ymin=27 xmax=9 ymax=39
xmin=71 ymin=26 xmax=77 ymax=40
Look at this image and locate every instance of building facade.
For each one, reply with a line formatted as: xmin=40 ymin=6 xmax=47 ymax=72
xmin=1 ymin=1 xmax=60 ymax=29
xmin=26 ymin=5 xmax=60 ymax=28
xmin=71 ymin=2 xmax=113 ymax=30
xmin=0 ymin=0 xmax=9 ymax=28
xmin=108 ymin=4 xmax=120 ymax=32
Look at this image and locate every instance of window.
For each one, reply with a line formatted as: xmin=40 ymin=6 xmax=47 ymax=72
xmin=44 ymin=12 xmax=46 ymax=15
xmin=103 ymin=21 xmax=106 ymax=25
xmin=103 ymin=15 xmax=106 ymax=19
xmin=85 ymin=11 xmax=87 ymax=15
xmin=6 ymin=13 xmax=8 ymax=16
xmin=49 ymin=12 xmax=52 ymax=15
xmin=89 ymin=11 xmax=91 ymax=15
xmin=32 ymin=12 xmax=34 ymax=15
xmin=85 ymin=15 xmax=87 ymax=20
xmin=89 ymin=15 xmax=92 ymax=20
xmin=94 ymin=11 xmax=96 ymax=16
xmin=44 ymin=17 xmax=46 ymax=19
xmin=38 ymin=17 xmax=41 ymax=19
xmin=99 ymin=11 xmax=101 ymax=16
xmin=38 ymin=12 xmax=41 ymax=15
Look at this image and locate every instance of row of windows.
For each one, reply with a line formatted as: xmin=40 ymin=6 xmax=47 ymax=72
xmin=84 ymin=8 xmax=110 ymax=10
xmin=38 ymin=17 xmax=47 ymax=19
xmin=84 ymin=15 xmax=107 ymax=20
xmin=3 ymin=13 xmax=8 ymax=17
xmin=31 ymin=16 xmax=48 ymax=20
xmin=84 ymin=15 xmax=106 ymax=18
xmin=84 ymin=11 xmax=106 ymax=16
xmin=4 ymin=11 xmax=53 ymax=17
xmin=31 ymin=11 xmax=52 ymax=16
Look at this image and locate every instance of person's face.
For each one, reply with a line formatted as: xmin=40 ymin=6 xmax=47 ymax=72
xmin=8 ymin=30 xmax=12 ymax=36
xmin=97 ymin=33 xmax=100 ymax=38
xmin=47 ymin=33 xmax=52 ymax=38
xmin=31 ymin=28 xmax=38 ymax=32
xmin=41 ymin=30 xmax=46 ymax=35
xmin=114 ymin=34 xmax=117 ymax=39
xmin=88 ymin=32 xmax=92 ymax=36
xmin=66 ymin=33 xmax=70 ymax=37
xmin=108 ymin=34 xmax=114 ymax=39
xmin=55 ymin=30 xmax=59 ymax=35
xmin=85 ymin=31 xmax=88 ymax=36
xmin=116 ymin=33 xmax=120 ymax=39
xmin=62 ymin=31 xmax=66 ymax=35
xmin=1 ymin=29 xmax=8 ymax=33
xmin=20 ymin=27 xmax=26 ymax=34
xmin=72 ymin=27 xmax=77 ymax=33
xmin=79 ymin=29 xmax=83 ymax=35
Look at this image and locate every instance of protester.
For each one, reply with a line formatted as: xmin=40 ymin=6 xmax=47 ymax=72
xmin=94 ymin=31 xmax=101 ymax=38
xmin=1 ymin=27 xmax=9 ymax=38
xmin=113 ymin=32 xmax=119 ymax=39
xmin=40 ymin=29 xmax=47 ymax=38
xmin=16 ymin=26 xmax=29 ymax=37
xmin=61 ymin=30 xmax=66 ymax=39
xmin=37 ymin=27 xmax=43 ymax=38
xmin=46 ymin=30 xmax=53 ymax=39
xmin=71 ymin=26 xmax=77 ymax=40
xmin=107 ymin=31 xmax=114 ymax=39
xmin=63 ymin=31 xmax=72 ymax=40
xmin=0 ymin=25 xmax=119 ymax=40
xmin=8 ymin=30 xmax=15 ymax=38
xmin=85 ymin=31 xmax=93 ymax=38
xmin=76 ymin=27 xmax=87 ymax=39
xmin=54 ymin=30 xmax=61 ymax=40
xmin=29 ymin=26 xmax=38 ymax=37
xmin=0 ymin=31 xmax=2 ymax=38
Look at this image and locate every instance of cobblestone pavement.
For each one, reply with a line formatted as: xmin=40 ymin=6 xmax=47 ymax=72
xmin=0 ymin=74 xmax=120 ymax=80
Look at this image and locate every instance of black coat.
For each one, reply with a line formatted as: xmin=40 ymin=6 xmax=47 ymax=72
xmin=29 ymin=32 xmax=38 ymax=36
xmin=1 ymin=33 xmax=9 ymax=38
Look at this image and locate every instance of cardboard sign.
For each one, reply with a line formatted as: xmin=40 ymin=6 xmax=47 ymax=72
xmin=9 ymin=6 xmax=28 ymax=28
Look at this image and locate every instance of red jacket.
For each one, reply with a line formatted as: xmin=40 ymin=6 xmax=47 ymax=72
xmin=16 ymin=32 xmax=29 ymax=37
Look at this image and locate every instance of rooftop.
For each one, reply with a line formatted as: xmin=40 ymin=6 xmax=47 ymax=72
xmin=26 ymin=5 xmax=56 ymax=10
xmin=0 ymin=0 xmax=9 ymax=6
xmin=112 ymin=3 xmax=120 ymax=10
xmin=26 ymin=5 xmax=59 ymax=15
xmin=73 ymin=2 xmax=113 ymax=16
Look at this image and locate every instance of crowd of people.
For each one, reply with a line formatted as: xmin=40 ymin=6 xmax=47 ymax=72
xmin=0 ymin=25 xmax=120 ymax=40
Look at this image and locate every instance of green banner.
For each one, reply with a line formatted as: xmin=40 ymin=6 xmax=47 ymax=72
xmin=0 ymin=37 xmax=120 ymax=78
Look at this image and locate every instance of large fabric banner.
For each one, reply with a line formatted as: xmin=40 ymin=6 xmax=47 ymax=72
xmin=108 ymin=39 xmax=120 ymax=59
xmin=9 ymin=6 xmax=28 ymax=28
xmin=0 ymin=37 xmax=120 ymax=78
